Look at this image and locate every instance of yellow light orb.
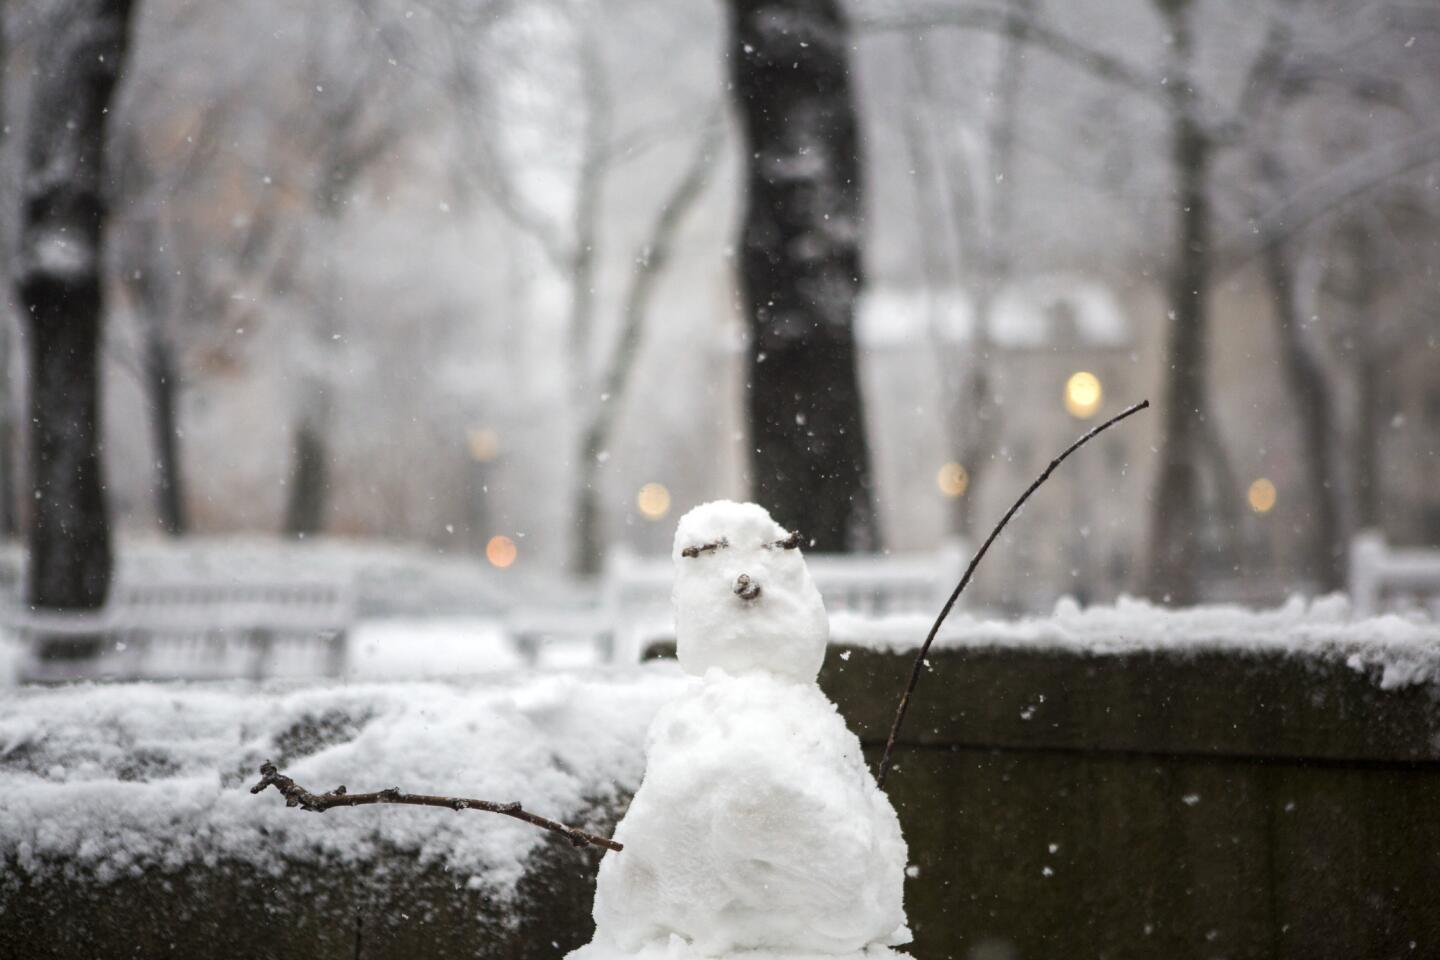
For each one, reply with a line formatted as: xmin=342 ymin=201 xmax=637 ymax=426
xmin=1247 ymin=478 xmax=1277 ymax=514
xmin=486 ymin=535 xmax=518 ymax=568
xmin=1064 ymin=371 xmax=1103 ymax=419
xmin=937 ymin=462 xmax=970 ymax=498
xmin=637 ymin=482 xmax=672 ymax=521
xmin=467 ymin=428 xmax=500 ymax=463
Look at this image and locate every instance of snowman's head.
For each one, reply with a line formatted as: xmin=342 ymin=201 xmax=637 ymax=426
xmin=671 ymin=500 xmax=828 ymax=682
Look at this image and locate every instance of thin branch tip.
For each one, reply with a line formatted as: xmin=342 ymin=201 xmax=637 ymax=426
xmin=874 ymin=399 xmax=1150 ymax=788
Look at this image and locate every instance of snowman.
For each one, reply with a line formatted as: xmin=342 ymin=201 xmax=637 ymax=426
xmin=571 ymin=501 xmax=910 ymax=960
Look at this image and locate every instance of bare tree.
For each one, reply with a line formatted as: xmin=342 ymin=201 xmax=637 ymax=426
xmin=110 ymin=96 xmax=235 ymax=537
xmin=866 ymin=0 xmax=1439 ymax=599
xmin=727 ymin=0 xmax=878 ymax=552
xmin=1143 ymin=0 xmax=1216 ymax=604
xmin=281 ymin=2 xmax=411 ymax=537
xmin=572 ymin=118 xmax=723 ymax=573
xmin=900 ymin=0 xmax=1033 ymax=539
xmin=15 ymin=0 xmax=138 ymax=609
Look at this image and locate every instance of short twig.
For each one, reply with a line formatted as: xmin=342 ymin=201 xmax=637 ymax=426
xmin=875 ymin=399 xmax=1150 ymax=788
xmin=249 ymin=760 xmax=623 ymax=852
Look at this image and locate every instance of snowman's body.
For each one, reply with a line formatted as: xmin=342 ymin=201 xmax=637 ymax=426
xmin=576 ymin=502 xmax=910 ymax=959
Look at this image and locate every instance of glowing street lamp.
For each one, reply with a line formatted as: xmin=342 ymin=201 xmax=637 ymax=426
xmin=467 ymin=428 xmax=500 ymax=463
xmin=637 ymin=483 xmax=672 ymax=521
xmin=1064 ymin=371 xmax=1102 ymax=419
xmin=486 ymin=535 xmax=518 ymax=568
xmin=936 ymin=462 xmax=969 ymax=498
xmin=1247 ymin=478 xmax=1277 ymax=514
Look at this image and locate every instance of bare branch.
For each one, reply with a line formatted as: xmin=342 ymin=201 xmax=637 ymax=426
xmin=875 ymin=400 xmax=1151 ymax=789
xmin=859 ymin=4 xmax=1161 ymax=102
xmin=249 ymin=760 xmax=623 ymax=852
xmin=1217 ymin=124 xmax=1440 ymax=277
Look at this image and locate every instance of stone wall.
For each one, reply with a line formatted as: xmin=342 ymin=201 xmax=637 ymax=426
xmin=4 ymin=642 xmax=1438 ymax=959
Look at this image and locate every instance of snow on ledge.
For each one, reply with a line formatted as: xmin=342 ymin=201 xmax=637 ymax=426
xmin=830 ymin=595 xmax=1440 ymax=691
xmin=0 ymin=666 xmax=688 ymax=894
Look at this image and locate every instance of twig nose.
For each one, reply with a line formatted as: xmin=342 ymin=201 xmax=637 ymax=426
xmin=733 ymin=573 xmax=761 ymax=601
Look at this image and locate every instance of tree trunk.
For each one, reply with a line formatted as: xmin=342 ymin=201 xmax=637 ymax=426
xmin=144 ymin=328 xmax=187 ymax=535
xmin=15 ymin=0 xmax=136 ymax=609
xmin=1254 ymin=148 xmax=1343 ymax=591
xmin=1260 ymin=240 xmax=1343 ymax=590
xmin=1145 ymin=0 xmax=1211 ymax=605
xmin=727 ymin=0 xmax=878 ymax=552
xmin=284 ymin=413 xmax=329 ymax=538
xmin=1354 ymin=350 xmax=1382 ymax=530
xmin=0 ymin=19 xmax=14 ymax=541
xmin=958 ymin=0 xmax=1030 ymax=540
xmin=1343 ymin=226 xmax=1383 ymax=532
xmin=0 ymin=329 xmax=18 ymax=541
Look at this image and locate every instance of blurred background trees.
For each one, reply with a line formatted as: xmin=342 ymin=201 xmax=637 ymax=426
xmin=0 ymin=0 xmax=1435 ymax=611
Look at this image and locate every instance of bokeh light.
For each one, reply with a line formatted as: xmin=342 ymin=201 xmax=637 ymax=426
xmin=1247 ymin=478 xmax=1277 ymax=514
xmin=637 ymin=483 xmax=672 ymax=520
xmin=467 ymin=427 xmax=500 ymax=463
xmin=1064 ymin=371 xmax=1103 ymax=419
xmin=486 ymin=535 xmax=518 ymax=568
xmin=936 ymin=462 xmax=969 ymax=498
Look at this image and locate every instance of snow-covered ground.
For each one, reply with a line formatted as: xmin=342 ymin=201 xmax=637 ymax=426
xmin=0 ymin=666 xmax=688 ymax=896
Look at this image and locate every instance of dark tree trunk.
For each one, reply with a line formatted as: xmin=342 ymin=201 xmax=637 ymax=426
xmin=15 ymin=0 xmax=136 ymax=609
xmin=0 ymin=20 xmax=13 ymax=541
xmin=284 ymin=416 xmax=329 ymax=538
xmin=144 ymin=329 xmax=187 ymax=536
xmin=1146 ymin=0 xmax=1211 ymax=605
xmin=726 ymin=0 xmax=877 ymax=551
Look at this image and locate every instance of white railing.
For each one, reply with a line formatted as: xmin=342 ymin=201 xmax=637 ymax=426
xmin=1349 ymin=531 xmax=1440 ymax=618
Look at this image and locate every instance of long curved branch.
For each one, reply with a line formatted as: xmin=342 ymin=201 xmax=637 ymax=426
xmin=249 ymin=760 xmax=623 ymax=852
xmin=875 ymin=400 xmax=1151 ymax=788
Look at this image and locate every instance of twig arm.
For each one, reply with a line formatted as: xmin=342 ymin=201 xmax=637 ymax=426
xmin=249 ymin=760 xmax=623 ymax=852
xmin=875 ymin=400 xmax=1151 ymax=788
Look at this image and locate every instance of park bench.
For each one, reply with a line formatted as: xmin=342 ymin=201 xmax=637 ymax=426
xmin=1349 ymin=530 xmax=1440 ymax=618
xmin=4 ymin=574 xmax=356 ymax=683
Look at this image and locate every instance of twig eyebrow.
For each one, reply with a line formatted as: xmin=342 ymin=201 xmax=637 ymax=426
xmin=681 ymin=537 xmax=729 ymax=558
xmin=766 ymin=530 xmax=801 ymax=550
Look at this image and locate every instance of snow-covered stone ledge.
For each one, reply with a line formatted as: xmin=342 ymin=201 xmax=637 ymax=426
xmin=0 ymin=671 xmax=687 ymax=959
xmin=825 ymin=596 xmax=1440 ymax=765
xmin=4 ymin=598 xmax=1438 ymax=959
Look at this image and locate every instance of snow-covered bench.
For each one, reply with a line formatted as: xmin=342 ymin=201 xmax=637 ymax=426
xmin=1349 ymin=531 xmax=1440 ymax=618
xmin=600 ymin=541 xmax=967 ymax=663
xmin=5 ymin=575 xmax=356 ymax=682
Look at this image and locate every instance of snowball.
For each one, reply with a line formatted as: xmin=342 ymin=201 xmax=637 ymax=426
xmin=671 ymin=501 xmax=828 ymax=683
xmin=587 ymin=671 xmax=909 ymax=956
